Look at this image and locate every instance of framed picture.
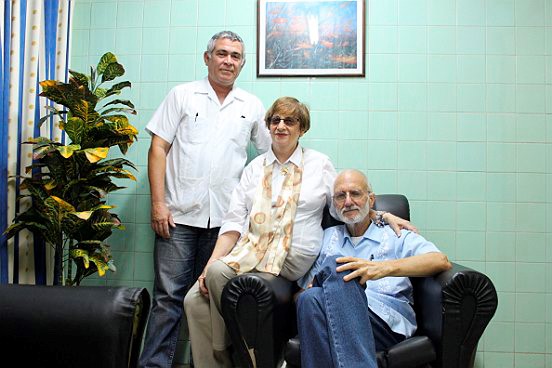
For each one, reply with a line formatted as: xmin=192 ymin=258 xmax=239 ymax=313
xmin=257 ymin=0 xmax=365 ymax=77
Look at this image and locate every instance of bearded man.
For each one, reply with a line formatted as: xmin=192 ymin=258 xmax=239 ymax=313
xmin=295 ymin=169 xmax=452 ymax=368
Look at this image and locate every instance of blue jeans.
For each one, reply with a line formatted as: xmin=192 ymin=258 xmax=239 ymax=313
xmin=139 ymin=224 xmax=219 ymax=368
xmin=297 ymin=256 xmax=405 ymax=368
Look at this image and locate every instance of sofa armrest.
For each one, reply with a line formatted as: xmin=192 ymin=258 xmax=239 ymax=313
xmin=413 ymin=262 xmax=498 ymax=368
xmin=221 ymin=273 xmax=297 ymax=368
xmin=0 ymin=284 xmax=150 ymax=368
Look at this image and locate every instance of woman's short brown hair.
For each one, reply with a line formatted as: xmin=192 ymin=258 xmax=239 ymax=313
xmin=264 ymin=97 xmax=310 ymax=133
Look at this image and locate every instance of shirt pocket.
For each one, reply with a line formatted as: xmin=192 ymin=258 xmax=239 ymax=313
xmin=228 ymin=117 xmax=253 ymax=148
xmin=183 ymin=115 xmax=210 ymax=144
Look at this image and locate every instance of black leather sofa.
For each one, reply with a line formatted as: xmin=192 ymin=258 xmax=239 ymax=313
xmin=0 ymin=284 xmax=150 ymax=368
xmin=221 ymin=194 xmax=498 ymax=368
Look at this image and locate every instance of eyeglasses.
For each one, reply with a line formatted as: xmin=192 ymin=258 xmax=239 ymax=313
xmin=333 ymin=190 xmax=368 ymax=203
xmin=269 ymin=116 xmax=299 ymax=127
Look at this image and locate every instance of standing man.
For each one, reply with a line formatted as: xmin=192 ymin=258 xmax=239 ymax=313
xmin=296 ymin=170 xmax=451 ymax=368
xmin=140 ymin=31 xmax=271 ymax=368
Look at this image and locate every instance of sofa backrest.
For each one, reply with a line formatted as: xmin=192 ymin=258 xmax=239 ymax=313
xmin=0 ymin=284 xmax=150 ymax=368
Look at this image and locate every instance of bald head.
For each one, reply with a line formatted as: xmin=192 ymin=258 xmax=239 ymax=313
xmin=333 ymin=169 xmax=374 ymax=225
xmin=334 ymin=169 xmax=372 ymax=193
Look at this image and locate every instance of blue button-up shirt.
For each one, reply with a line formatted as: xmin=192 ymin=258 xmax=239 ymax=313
xmin=298 ymin=224 xmax=441 ymax=338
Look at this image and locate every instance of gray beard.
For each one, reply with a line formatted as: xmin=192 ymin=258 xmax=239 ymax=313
xmin=337 ymin=201 xmax=371 ymax=224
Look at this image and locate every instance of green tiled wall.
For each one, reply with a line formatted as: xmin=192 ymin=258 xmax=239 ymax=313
xmin=72 ymin=0 xmax=552 ymax=366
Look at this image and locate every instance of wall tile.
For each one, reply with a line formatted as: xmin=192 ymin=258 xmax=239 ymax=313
xmin=457 ymin=84 xmax=486 ymax=112
xmin=143 ymin=1 xmax=171 ymax=27
xmin=428 ymin=54 xmax=457 ymax=82
xmin=486 ymin=0 xmax=515 ymax=26
xmin=338 ymin=111 xmax=369 ymax=140
xmin=487 ymin=27 xmax=516 ymax=55
xmin=517 ymin=145 xmax=547 ymax=173
xmin=457 ymin=26 xmax=485 ymax=54
xmin=487 ymin=202 xmax=516 ymax=232
xmin=427 ymin=26 xmax=456 ymax=54
xmin=398 ymin=112 xmax=428 ymax=141
xmin=516 ymin=114 xmax=546 ymax=143
xmin=485 ymin=321 xmax=515 ymax=351
xmin=517 ymin=55 xmax=546 ymax=83
xmin=369 ymin=54 xmax=398 ymax=83
xmin=428 ymin=112 xmax=456 ymax=140
xmin=226 ymin=0 xmax=255 ymax=26
xmin=338 ymin=140 xmax=368 ymax=169
xmin=457 ymin=55 xmax=486 ymax=83
xmin=398 ymin=141 xmax=428 ymax=170
xmin=338 ymin=82 xmax=369 ymax=110
xmin=487 ymin=55 xmax=516 ymax=83
xmin=398 ymin=26 xmax=427 ymax=53
xmin=398 ymin=54 xmax=427 ymax=82
xmin=515 ymin=323 xmax=546 ymax=352
xmin=170 ymin=0 xmax=198 ymax=26
xmin=516 ymin=262 xmax=546 ymax=293
xmin=486 ymin=262 xmax=516 ymax=292
xmin=116 ymin=1 xmax=144 ymax=27
xmin=142 ymin=28 xmax=169 ymax=55
xmin=428 ymin=83 xmax=457 ymax=112
xmin=516 ymin=27 xmax=546 ymax=55
xmin=516 ymin=232 xmax=546 ymax=263
xmin=368 ymin=83 xmax=398 ymax=110
xmin=310 ymin=82 xmax=340 ymax=111
xmin=457 ymin=113 xmax=486 ymax=141
xmin=515 ymin=353 xmax=545 ymax=367
xmin=427 ymin=0 xmax=456 ymax=25
xmin=456 ymin=230 xmax=485 ymax=259
xmin=368 ymin=112 xmax=398 ymax=140
xmin=398 ymin=83 xmax=427 ymax=111
xmin=309 ymin=111 xmax=340 ymax=140
xmin=398 ymin=170 xmax=428 ymax=200
xmin=487 ymin=113 xmax=516 ymax=142
xmin=516 ymin=202 xmax=546 ymax=232
xmin=486 ymin=232 xmax=516 ymax=262
xmin=457 ymin=0 xmax=485 ymax=26
xmin=368 ymin=26 xmax=398 ymax=53
xmin=517 ymin=166 xmax=547 ymax=200
xmin=398 ymin=0 xmax=427 ymax=25
xmin=457 ymin=171 xmax=486 ymax=201
xmin=369 ymin=0 xmax=398 ymax=25
xmin=515 ymin=0 xmax=545 ymax=27
xmin=517 ymin=84 xmax=546 ymax=113
xmin=484 ymin=352 xmax=514 ymax=367
xmin=457 ymin=142 xmax=486 ymax=172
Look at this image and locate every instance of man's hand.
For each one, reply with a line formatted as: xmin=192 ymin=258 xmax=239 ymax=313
xmin=336 ymin=256 xmax=393 ymax=285
xmin=151 ymin=201 xmax=175 ymax=239
xmin=383 ymin=212 xmax=418 ymax=237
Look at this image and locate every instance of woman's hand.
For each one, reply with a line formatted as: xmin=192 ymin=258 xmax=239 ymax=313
xmin=198 ymin=258 xmax=217 ymax=297
xmin=383 ymin=212 xmax=418 ymax=237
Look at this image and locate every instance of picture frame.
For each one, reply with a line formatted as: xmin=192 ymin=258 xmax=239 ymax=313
xmin=257 ymin=0 xmax=365 ymax=77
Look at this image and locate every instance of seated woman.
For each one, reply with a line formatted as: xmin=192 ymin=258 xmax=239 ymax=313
xmin=183 ymin=97 xmax=413 ymax=368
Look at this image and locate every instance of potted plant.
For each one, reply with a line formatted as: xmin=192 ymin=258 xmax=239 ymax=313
xmin=4 ymin=52 xmax=138 ymax=285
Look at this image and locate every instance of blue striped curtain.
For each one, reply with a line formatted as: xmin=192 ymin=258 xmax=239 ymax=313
xmin=0 ymin=0 xmax=72 ymax=285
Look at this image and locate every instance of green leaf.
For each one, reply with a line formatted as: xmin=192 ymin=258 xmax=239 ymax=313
xmin=101 ymin=62 xmax=125 ymax=83
xmin=69 ymin=70 xmax=89 ymax=87
xmin=64 ymin=117 xmax=86 ymax=144
xmin=101 ymin=107 xmax=136 ymax=116
xmin=83 ymin=147 xmax=109 ymax=163
xmin=94 ymin=87 xmax=107 ymax=99
xmin=102 ymin=98 xmax=134 ymax=109
xmin=56 ymin=144 xmax=81 ymax=158
xmin=104 ymin=81 xmax=131 ymax=98
xmin=97 ymin=52 xmax=118 ymax=75
xmin=71 ymin=249 xmax=90 ymax=268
